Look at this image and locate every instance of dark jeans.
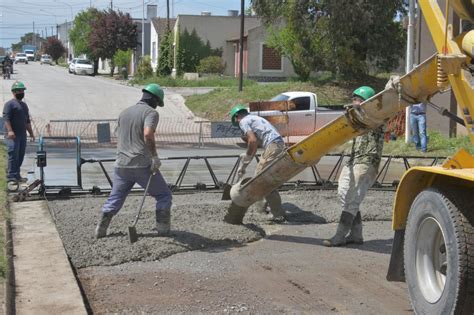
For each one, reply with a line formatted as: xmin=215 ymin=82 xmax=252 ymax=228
xmin=5 ymin=133 xmax=27 ymax=181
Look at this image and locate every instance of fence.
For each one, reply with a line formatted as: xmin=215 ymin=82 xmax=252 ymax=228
xmin=30 ymin=117 xmax=243 ymax=148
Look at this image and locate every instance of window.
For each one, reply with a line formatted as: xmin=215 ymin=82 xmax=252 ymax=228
xmin=291 ymin=97 xmax=311 ymax=111
xmin=261 ymin=44 xmax=282 ymax=71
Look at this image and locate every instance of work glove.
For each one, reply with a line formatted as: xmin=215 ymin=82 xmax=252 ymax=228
xmin=240 ymin=153 xmax=253 ymax=165
xmin=237 ymin=164 xmax=247 ymax=178
xmin=150 ymin=156 xmax=161 ymax=173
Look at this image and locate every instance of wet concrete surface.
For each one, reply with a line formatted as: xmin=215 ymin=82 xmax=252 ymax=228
xmin=49 ymin=189 xmax=394 ymax=269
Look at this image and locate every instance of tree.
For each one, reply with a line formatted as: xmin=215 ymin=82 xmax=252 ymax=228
xmin=89 ymin=9 xmax=137 ymax=76
xmin=69 ymin=8 xmax=101 ymax=72
xmin=176 ymin=28 xmax=220 ymax=74
xmin=252 ymin=0 xmax=406 ymax=79
xmin=45 ymin=38 xmax=66 ymax=64
xmin=12 ymin=32 xmax=42 ymax=51
xmin=157 ymin=30 xmax=174 ymax=76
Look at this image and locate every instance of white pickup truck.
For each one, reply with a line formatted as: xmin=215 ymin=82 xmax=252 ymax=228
xmin=249 ymin=91 xmax=345 ymax=136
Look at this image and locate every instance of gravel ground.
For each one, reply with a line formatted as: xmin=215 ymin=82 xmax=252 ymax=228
xmin=48 ymin=189 xmax=394 ymax=268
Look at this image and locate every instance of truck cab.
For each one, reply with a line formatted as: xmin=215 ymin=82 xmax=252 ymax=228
xmin=250 ymin=91 xmax=344 ymax=136
xmin=24 ymin=50 xmax=35 ymax=61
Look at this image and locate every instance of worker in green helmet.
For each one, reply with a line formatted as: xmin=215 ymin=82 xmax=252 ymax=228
xmin=3 ymin=81 xmax=35 ymax=184
xmin=224 ymin=103 xmax=287 ymax=225
xmin=95 ymin=83 xmax=172 ymax=239
xmin=323 ymin=86 xmax=384 ymax=247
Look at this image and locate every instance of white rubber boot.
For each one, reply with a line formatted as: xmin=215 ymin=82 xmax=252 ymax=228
xmin=95 ymin=212 xmax=114 ymax=239
xmin=323 ymin=212 xmax=354 ymax=247
xmin=156 ymin=208 xmax=171 ymax=236
xmin=346 ymin=212 xmax=363 ymax=244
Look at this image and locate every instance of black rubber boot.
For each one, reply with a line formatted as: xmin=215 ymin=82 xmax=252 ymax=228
xmin=95 ymin=212 xmax=114 ymax=239
xmin=346 ymin=211 xmax=363 ymax=244
xmin=323 ymin=211 xmax=354 ymax=247
xmin=156 ymin=208 xmax=171 ymax=236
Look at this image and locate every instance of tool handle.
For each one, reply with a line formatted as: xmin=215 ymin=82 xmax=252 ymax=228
xmin=132 ymin=173 xmax=154 ymax=226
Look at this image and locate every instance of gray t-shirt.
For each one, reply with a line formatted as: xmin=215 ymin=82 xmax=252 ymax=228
xmin=115 ymin=101 xmax=159 ymax=168
xmin=239 ymin=114 xmax=283 ymax=149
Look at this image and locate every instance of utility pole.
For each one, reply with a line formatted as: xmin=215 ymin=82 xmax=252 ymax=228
xmin=166 ymin=0 xmax=170 ymax=30
xmin=405 ymin=0 xmax=415 ymax=143
xmin=141 ymin=0 xmax=145 ymax=58
xmin=238 ymin=0 xmax=245 ymax=92
xmin=33 ymin=21 xmax=35 ymax=46
xmin=110 ymin=0 xmax=113 ymax=10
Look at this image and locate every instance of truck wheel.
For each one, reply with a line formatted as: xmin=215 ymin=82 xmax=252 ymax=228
xmin=404 ymin=188 xmax=474 ymax=314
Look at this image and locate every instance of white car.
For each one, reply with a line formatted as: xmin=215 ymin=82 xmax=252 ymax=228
xmin=14 ymin=53 xmax=28 ymax=64
xmin=40 ymin=54 xmax=52 ymax=65
xmin=68 ymin=58 xmax=78 ymax=73
xmin=72 ymin=59 xmax=94 ymax=75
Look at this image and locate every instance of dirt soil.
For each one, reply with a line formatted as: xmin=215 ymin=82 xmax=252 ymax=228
xmin=49 ymin=189 xmax=411 ymax=314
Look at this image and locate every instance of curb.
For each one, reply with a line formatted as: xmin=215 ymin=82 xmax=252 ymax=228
xmin=4 ymin=215 xmax=15 ymax=315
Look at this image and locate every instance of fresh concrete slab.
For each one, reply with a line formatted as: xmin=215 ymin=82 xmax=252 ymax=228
xmin=11 ymin=201 xmax=87 ymax=314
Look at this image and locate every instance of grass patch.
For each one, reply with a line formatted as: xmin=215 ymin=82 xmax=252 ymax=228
xmin=0 ymin=145 xmax=8 ymax=279
xmin=383 ymin=131 xmax=473 ymax=157
xmin=129 ymin=75 xmax=258 ymax=88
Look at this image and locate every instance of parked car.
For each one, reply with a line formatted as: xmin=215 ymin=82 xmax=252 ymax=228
xmin=68 ymin=58 xmax=78 ymax=73
xmin=249 ymin=92 xmax=345 ymax=136
xmin=72 ymin=59 xmax=94 ymax=75
xmin=40 ymin=54 xmax=52 ymax=65
xmin=14 ymin=53 xmax=28 ymax=64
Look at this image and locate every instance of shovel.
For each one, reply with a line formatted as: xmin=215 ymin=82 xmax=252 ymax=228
xmin=128 ymin=173 xmax=154 ymax=244
xmin=222 ymin=158 xmax=248 ymax=200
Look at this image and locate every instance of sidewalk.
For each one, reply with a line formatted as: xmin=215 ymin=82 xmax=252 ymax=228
xmin=10 ymin=200 xmax=87 ymax=314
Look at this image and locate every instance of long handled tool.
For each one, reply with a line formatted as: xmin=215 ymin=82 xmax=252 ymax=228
xmin=128 ymin=174 xmax=154 ymax=243
xmin=222 ymin=157 xmax=248 ymax=200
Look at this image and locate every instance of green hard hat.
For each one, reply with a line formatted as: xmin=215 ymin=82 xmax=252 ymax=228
xmin=142 ymin=83 xmax=164 ymax=107
xmin=353 ymin=86 xmax=375 ymax=101
xmin=11 ymin=81 xmax=27 ymax=91
xmin=229 ymin=104 xmax=248 ymax=126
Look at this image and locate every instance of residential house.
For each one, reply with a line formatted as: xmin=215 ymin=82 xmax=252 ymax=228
xmin=224 ymin=23 xmax=296 ymax=81
xmin=171 ymin=13 xmax=261 ymax=76
xmin=170 ymin=13 xmax=296 ymax=81
xmin=56 ymin=21 xmax=74 ymax=61
xmin=150 ymin=17 xmax=177 ymax=72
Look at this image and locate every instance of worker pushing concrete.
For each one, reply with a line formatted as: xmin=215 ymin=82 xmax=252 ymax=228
xmin=323 ymin=86 xmax=384 ymax=247
xmin=224 ymin=104 xmax=286 ymax=224
xmin=95 ymin=84 xmax=172 ymax=238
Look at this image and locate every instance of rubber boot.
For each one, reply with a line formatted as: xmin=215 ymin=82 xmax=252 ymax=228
xmin=322 ymin=211 xmax=354 ymax=247
xmin=254 ymin=199 xmax=268 ymax=214
xmin=95 ymin=212 xmax=114 ymax=239
xmin=156 ymin=208 xmax=171 ymax=236
xmin=267 ymin=191 xmax=286 ymax=223
xmin=346 ymin=212 xmax=363 ymax=244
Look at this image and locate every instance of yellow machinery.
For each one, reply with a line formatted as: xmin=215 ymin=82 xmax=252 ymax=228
xmin=227 ymin=0 xmax=474 ymax=312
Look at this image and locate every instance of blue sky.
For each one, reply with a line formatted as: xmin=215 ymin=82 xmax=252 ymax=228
xmin=0 ymin=0 xmax=252 ymax=49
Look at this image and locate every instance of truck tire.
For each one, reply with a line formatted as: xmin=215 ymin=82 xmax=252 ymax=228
xmin=404 ymin=187 xmax=474 ymax=314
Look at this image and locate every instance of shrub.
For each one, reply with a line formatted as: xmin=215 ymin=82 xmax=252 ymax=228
xmin=113 ymin=49 xmax=131 ymax=69
xmin=196 ymin=56 xmax=225 ymax=74
xmin=136 ymin=55 xmax=153 ymax=79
